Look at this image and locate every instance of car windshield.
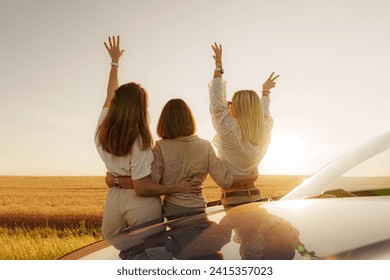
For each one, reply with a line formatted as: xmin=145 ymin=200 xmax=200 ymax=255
xmin=324 ymin=147 xmax=390 ymax=194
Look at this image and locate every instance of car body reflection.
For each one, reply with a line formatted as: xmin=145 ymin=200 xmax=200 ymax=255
xmin=59 ymin=131 xmax=390 ymax=260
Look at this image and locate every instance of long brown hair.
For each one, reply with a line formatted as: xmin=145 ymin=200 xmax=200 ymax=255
xmin=96 ymin=82 xmax=153 ymax=156
xmin=156 ymin=99 xmax=196 ymax=139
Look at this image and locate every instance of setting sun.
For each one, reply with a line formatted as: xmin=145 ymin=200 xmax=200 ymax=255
xmin=262 ymin=132 xmax=307 ymax=174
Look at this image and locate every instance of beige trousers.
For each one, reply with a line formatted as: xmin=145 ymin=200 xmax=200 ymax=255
xmin=102 ymin=187 xmax=164 ymax=251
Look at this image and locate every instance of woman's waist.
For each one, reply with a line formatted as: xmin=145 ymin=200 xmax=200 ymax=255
xmin=223 ymin=182 xmax=257 ymax=192
xmin=164 ymin=193 xmax=206 ymax=207
xmin=219 ymin=158 xmax=259 ymax=175
xmin=221 ymin=183 xmax=262 ymax=201
xmin=107 ymin=187 xmax=160 ymax=202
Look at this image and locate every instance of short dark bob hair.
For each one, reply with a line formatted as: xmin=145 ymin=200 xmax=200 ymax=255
xmin=156 ymin=99 xmax=196 ymax=139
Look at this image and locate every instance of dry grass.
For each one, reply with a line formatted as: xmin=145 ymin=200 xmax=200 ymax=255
xmin=0 ymin=176 xmax=106 ymax=228
xmin=0 ymin=175 xmax=305 ymax=227
xmin=0 ymin=225 xmax=101 ymax=260
xmin=0 ymin=175 xmax=306 ymax=259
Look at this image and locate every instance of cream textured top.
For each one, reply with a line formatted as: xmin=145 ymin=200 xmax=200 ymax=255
xmin=151 ymin=135 xmax=234 ymax=208
xmin=208 ymin=78 xmax=273 ymax=176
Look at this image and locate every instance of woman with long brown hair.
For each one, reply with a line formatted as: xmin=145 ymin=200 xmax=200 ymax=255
xmin=95 ymin=36 xmax=195 ymax=253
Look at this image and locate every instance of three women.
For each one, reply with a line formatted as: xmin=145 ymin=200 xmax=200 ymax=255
xmin=96 ymin=36 xmax=278 ymax=252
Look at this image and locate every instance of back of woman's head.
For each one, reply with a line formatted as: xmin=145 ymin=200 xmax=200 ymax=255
xmin=157 ymin=98 xmax=196 ymax=139
xmin=232 ymin=90 xmax=265 ymax=146
xmin=96 ymin=82 xmax=153 ymax=156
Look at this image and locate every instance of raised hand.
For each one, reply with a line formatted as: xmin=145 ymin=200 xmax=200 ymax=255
xmin=104 ymin=35 xmax=124 ymax=63
xmin=211 ymin=42 xmax=223 ymax=67
xmin=263 ymin=72 xmax=280 ymax=91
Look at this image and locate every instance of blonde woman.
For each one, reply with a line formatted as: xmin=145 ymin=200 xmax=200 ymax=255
xmin=95 ymin=36 xmax=196 ymax=254
xmin=209 ymin=43 xmax=279 ymax=207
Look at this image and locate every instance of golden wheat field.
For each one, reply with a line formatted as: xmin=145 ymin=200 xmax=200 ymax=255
xmin=0 ymin=175 xmax=306 ymax=260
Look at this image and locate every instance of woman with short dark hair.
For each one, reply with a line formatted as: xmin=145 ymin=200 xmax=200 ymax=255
xmin=152 ymin=98 xmax=257 ymax=221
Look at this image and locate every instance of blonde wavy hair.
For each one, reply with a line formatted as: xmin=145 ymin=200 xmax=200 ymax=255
xmin=231 ymin=90 xmax=265 ymax=146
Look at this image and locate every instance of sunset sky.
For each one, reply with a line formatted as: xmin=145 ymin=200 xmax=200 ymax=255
xmin=1 ymin=0 xmax=389 ymax=176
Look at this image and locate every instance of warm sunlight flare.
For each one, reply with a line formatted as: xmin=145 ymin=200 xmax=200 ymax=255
xmin=264 ymin=133 xmax=307 ymax=174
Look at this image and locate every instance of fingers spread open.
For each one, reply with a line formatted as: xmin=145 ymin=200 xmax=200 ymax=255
xmin=104 ymin=42 xmax=109 ymax=51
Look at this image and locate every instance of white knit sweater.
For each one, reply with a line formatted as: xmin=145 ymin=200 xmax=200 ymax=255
xmin=208 ymin=78 xmax=273 ymax=175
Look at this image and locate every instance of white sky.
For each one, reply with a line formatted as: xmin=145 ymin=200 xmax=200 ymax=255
xmin=0 ymin=0 xmax=389 ymax=176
